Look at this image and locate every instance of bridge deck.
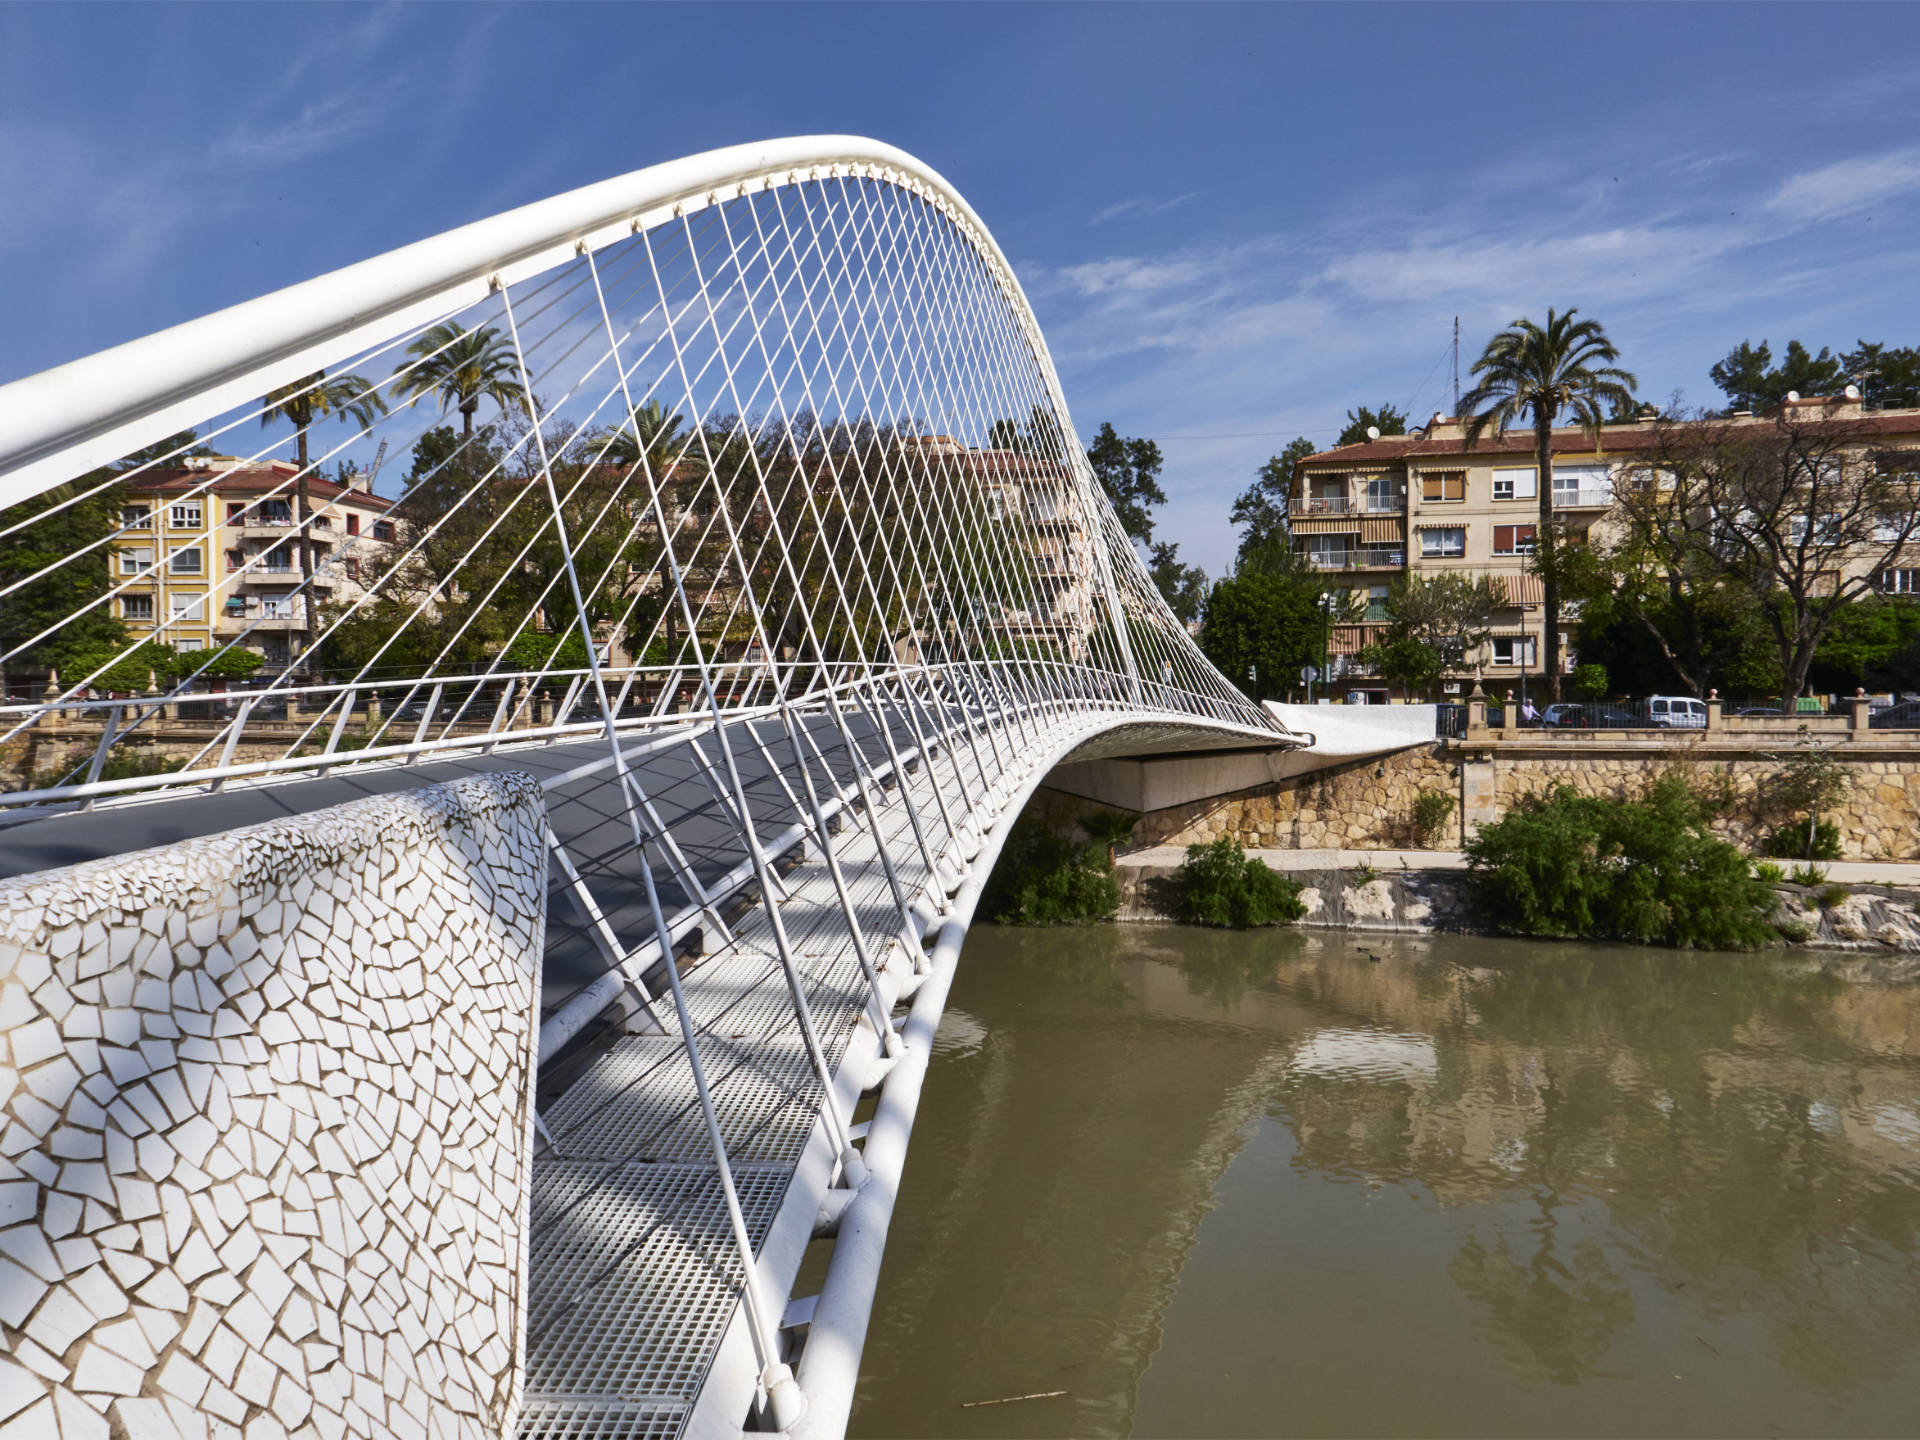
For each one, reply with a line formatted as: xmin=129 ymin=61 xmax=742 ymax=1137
xmin=2 ymin=692 xmax=1058 ymax=1436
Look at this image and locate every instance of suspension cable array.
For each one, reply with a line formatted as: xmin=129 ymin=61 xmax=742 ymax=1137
xmin=0 ymin=137 xmax=1298 ymax=1437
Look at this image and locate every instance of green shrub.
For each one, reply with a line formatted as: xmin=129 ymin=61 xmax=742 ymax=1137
xmin=1815 ymin=884 xmax=1851 ymax=910
xmin=1463 ymin=773 xmax=1776 ymax=949
xmin=980 ymin=817 xmax=1119 ymax=926
xmin=1762 ymin=820 xmax=1842 ymax=861
xmin=1786 ymin=863 xmax=1829 ymax=887
xmin=1777 ymin=918 xmax=1815 ymax=943
xmin=1752 ymin=860 xmax=1787 ymax=884
xmin=1409 ymin=789 xmax=1456 ymax=848
xmin=1177 ymin=838 xmax=1305 ymax=928
xmin=1571 ymin=662 xmax=1610 ymax=700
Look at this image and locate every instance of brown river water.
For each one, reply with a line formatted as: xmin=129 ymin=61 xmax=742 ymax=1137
xmin=845 ymin=926 xmax=1920 ymax=1438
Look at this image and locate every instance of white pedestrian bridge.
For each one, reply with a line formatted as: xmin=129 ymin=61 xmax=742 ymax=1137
xmin=0 ymin=138 xmax=1308 ymax=1439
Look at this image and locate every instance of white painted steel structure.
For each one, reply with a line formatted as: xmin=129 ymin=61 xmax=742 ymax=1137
xmin=0 ymin=137 xmax=1301 ymax=1436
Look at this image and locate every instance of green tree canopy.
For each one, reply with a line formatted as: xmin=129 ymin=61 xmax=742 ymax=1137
xmin=1335 ymin=402 xmax=1409 ymax=446
xmin=1198 ymin=545 xmax=1345 ymax=700
xmin=1147 ymin=541 xmax=1207 ymax=626
xmin=1086 ymin=422 xmax=1167 ymax=545
xmin=1229 ymin=436 xmax=1315 ymax=566
xmin=1709 ymin=339 xmax=1845 ymax=413
xmin=1358 ymin=571 xmax=1503 ymax=694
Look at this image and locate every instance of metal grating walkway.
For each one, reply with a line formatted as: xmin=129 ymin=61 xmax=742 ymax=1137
xmin=514 ymin=695 xmax=1079 ymax=1437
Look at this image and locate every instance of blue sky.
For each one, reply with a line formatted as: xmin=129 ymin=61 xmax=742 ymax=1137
xmin=4 ymin=2 xmax=1919 ymax=572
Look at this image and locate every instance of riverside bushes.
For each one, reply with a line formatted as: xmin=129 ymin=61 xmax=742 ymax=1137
xmin=1176 ymin=838 xmax=1305 ymax=928
xmin=980 ymin=817 xmax=1121 ymax=925
xmin=1463 ymin=773 xmax=1777 ymax=949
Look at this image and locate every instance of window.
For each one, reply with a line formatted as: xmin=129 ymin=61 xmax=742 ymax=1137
xmin=1493 ymin=524 xmax=1537 ymax=555
xmin=226 ymin=502 xmax=245 ymax=525
xmin=169 ymin=594 xmax=205 ymax=622
xmin=1420 ymin=527 xmax=1465 ymax=558
xmin=346 ymin=512 xmax=361 ymax=536
xmin=1421 ymin=471 xmax=1465 ymax=503
xmin=371 ymin=520 xmax=394 ymax=542
xmin=121 ymin=546 xmax=153 ymax=574
xmin=176 ymin=638 xmax=205 ymax=654
xmin=1880 ymin=568 xmax=1920 ymax=594
xmin=121 ymin=594 xmax=154 ymax=621
xmin=261 ymin=596 xmax=294 ymax=620
xmin=1365 ymin=584 xmax=1389 ymax=622
xmin=1490 ymin=636 xmax=1536 ymax=667
xmin=344 ymin=558 xmax=362 ymax=582
xmin=170 ymin=501 xmax=203 ymax=529
xmin=1492 ymin=467 xmax=1537 ymax=501
xmin=1365 ymin=474 xmax=1403 ymax=512
xmin=261 ymin=545 xmax=293 ymax=573
xmin=225 ymin=549 xmax=244 ymax=572
xmin=1552 ymin=464 xmax=1612 ymax=507
xmin=120 ymin=506 xmax=150 ymax=529
xmin=1302 ymin=534 xmax=1351 ymax=568
xmin=168 ymin=547 xmax=203 ymax=575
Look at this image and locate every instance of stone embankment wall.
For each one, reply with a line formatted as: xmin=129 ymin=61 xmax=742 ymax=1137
xmin=1032 ymin=737 xmax=1920 ymax=861
xmin=0 ymin=771 xmax=548 ymax=1440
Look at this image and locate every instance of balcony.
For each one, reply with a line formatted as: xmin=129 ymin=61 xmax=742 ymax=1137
xmin=1290 ymin=496 xmax=1351 ymax=516
xmin=1553 ymin=488 xmax=1612 ymax=509
xmin=1302 ymin=548 xmax=1405 ymax=571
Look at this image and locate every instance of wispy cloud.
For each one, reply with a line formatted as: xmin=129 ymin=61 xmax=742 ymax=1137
xmin=1090 ymin=192 xmax=1197 ymax=226
xmin=214 ymin=90 xmax=392 ymax=168
xmin=1766 ymin=148 xmax=1920 ymax=222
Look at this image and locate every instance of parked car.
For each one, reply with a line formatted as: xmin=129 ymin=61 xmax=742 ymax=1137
xmin=1540 ymin=703 xmax=1585 ymax=727
xmin=1870 ymin=700 xmax=1920 ymax=729
xmin=1647 ymin=695 xmax=1708 ymax=729
xmin=1735 ymin=706 xmax=1784 ymax=717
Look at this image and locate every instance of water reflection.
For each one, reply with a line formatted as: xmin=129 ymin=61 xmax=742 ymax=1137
xmin=851 ymin=927 xmax=1920 ymax=1438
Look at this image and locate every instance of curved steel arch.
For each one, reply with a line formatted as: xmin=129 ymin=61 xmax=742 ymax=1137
xmin=0 ymin=138 xmax=1303 ymax=1439
xmin=0 ymin=138 xmax=1053 ymax=505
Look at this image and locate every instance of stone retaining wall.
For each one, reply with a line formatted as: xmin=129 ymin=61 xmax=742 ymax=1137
xmin=1031 ymin=739 xmax=1920 ymax=861
xmin=0 ymin=770 xmax=548 ymax=1440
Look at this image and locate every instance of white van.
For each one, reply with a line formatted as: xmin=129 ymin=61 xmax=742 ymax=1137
xmin=1648 ymin=695 xmax=1708 ymax=728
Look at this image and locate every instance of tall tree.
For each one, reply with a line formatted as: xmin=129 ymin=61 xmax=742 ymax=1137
xmin=392 ymin=323 xmax=528 ymax=439
xmin=1840 ymin=341 xmax=1920 ymax=410
xmin=1459 ymin=309 xmax=1637 ymax=700
xmin=1085 ymin=422 xmax=1166 ymax=545
xmin=1358 ymin=572 xmax=1503 ymax=695
xmin=1230 ymin=436 xmax=1316 ymax=566
xmin=1709 ymin=339 xmax=1845 ymax=414
xmin=1199 ymin=543 xmax=1351 ymax=700
xmin=1147 ymin=540 xmax=1207 ymax=626
xmin=1618 ymin=406 xmax=1920 ymax=698
xmin=1335 ymin=402 xmax=1409 ymax=447
xmin=260 ymin=371 xmax=388 ymax=667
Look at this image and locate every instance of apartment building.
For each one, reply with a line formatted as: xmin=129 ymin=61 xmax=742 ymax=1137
xmin=114 ymin=459 xmax=395 ymax=673
xmin=1292 ymin=393 xmax=1920 ymax=700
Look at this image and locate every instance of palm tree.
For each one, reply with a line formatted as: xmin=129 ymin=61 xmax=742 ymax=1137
xmin=1458 ymin=309 xmax=1637 ymax=700
xmin=390 ymin=323 xmax=527 ymax=439
xmin=260 ymin=371 xmax=388 ymax=669
xmin=608 ymin=399 xmax=690 ymax=472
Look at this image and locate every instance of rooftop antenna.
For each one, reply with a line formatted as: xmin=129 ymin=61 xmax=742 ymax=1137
xmin=1451 ymin=317 xmax=1461 ymax=417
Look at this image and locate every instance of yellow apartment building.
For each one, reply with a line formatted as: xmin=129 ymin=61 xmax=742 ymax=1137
xmin=113 ymin=458 xmax=395 ymax=676
xmin=1291 ymin=393 xmax=1920 ymax=701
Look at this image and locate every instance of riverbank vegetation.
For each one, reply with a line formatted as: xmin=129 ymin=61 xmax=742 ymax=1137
xmin=980 ymin=816 xmax=1122 ymax=926
xmin=1176 ymin=838 xmax=1306 ymax=928
xmin=1464 ymin=772 xmax=1778 ymax=949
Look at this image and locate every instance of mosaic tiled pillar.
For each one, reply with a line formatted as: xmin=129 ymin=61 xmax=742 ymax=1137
xmin=0 ymin=770 xmax=548 ymax=1440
